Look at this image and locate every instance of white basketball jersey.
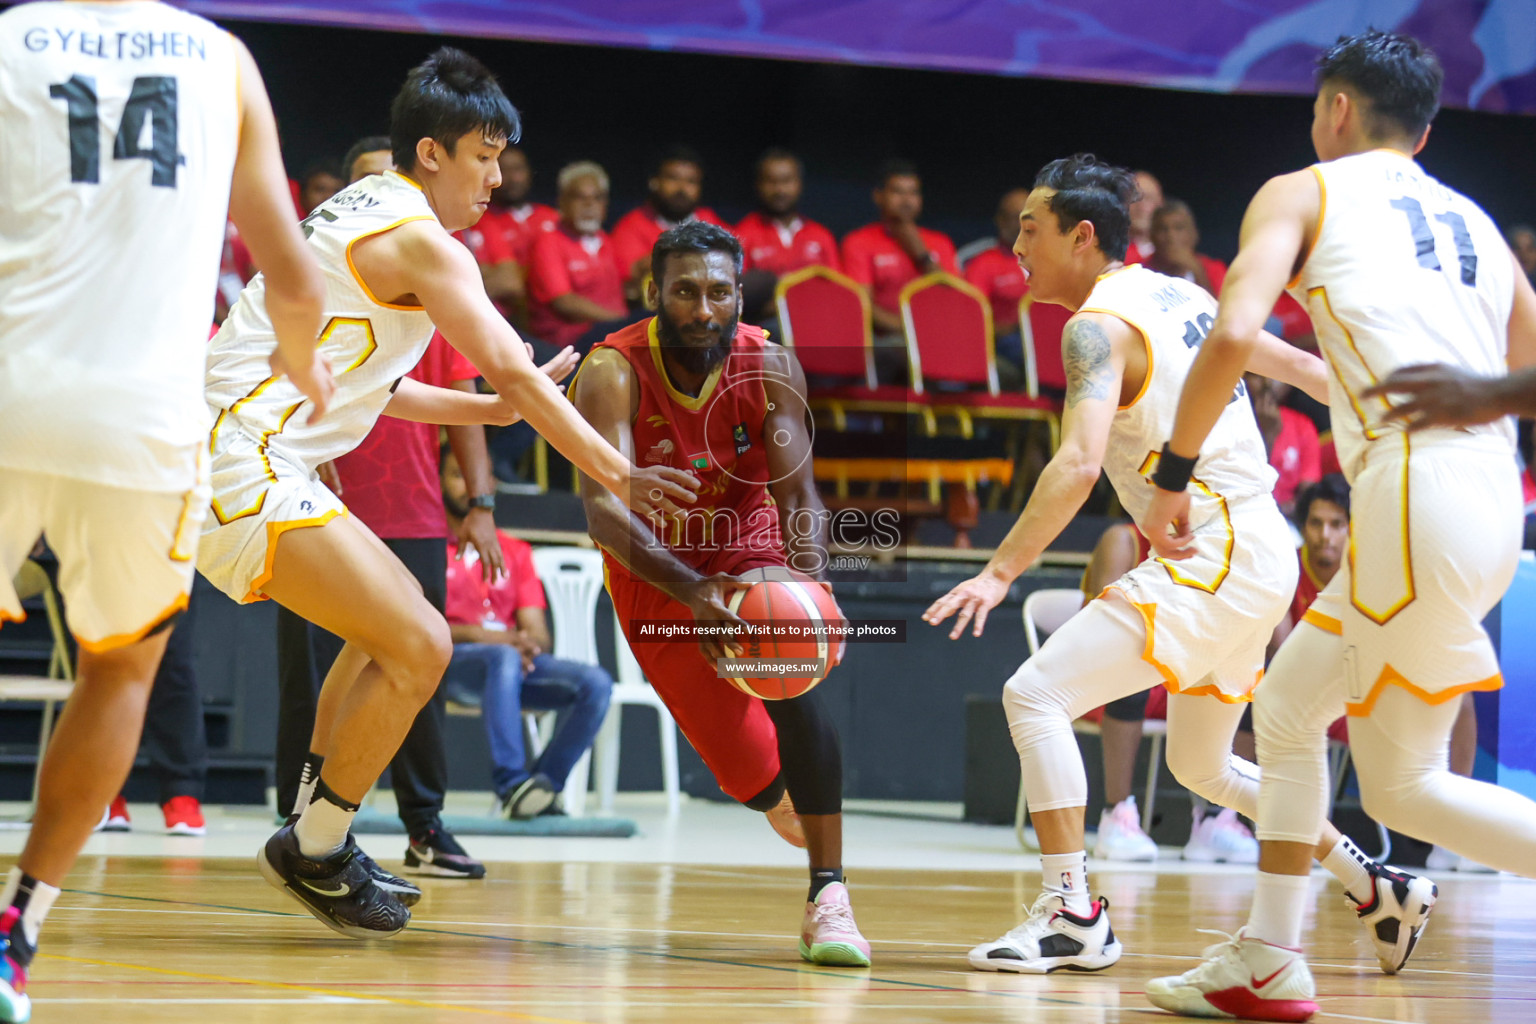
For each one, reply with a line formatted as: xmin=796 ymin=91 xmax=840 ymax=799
xmin=0 ymin=1 xmax=239 ymax=491
xmin=205 ymin=170 xmax=437 ymax=472
xmin=1290 ymin=150 xmax=1516 ymax=479
xmin=1080 ymin=265 xmax=1276 ymax=529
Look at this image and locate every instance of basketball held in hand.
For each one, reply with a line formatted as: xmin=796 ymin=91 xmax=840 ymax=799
xmin=722 ymin=567 xmax=846 ymax=700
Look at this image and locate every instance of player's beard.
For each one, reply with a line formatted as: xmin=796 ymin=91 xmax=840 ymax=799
xmin=656 ymin=306 xmax=736 ymax=377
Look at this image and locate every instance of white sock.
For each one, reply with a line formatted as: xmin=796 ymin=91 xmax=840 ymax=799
xmin=294 ymin=788 xmax=355 ymax=859
xmin=2 ymin=866 xmax=60 ymax=948
xmin=1040 ymin=851 xmax=1092 ymax=914
xmin=1247 ymin=871 xmax=1311 ymax=949
xmin=1321 ymin=835 xmax=1374 ymax=903
xmin=292 ymin=753 xmax=324 ymax=817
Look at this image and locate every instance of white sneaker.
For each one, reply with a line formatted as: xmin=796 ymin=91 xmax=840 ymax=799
xmin=1146 ymin=928 xmax=1317 ymax=1022
xmin=1348 ymin=862 xmax=1436 ymax=974
xmin=1426 ymin=845 xmax=1495 ymax=873
xmin=968 ymin=893 xmax=1122 ymax=973
xmin=1183 ymin=807 xmax=1259 ymax=864
xmin=1093 ymin=797 xmax=1158 ymax=862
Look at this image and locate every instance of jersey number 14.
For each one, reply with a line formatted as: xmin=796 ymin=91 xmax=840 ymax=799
xmin=49 ymin=74 xmax=181 ymax=188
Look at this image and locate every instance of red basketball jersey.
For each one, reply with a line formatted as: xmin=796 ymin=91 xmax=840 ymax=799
xmin=592 ymin=318 xmax=786 ymax=582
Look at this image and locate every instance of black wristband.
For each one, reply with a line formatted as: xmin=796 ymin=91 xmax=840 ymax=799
xmin=468 ymin=493 xmax=497 ymax=511
xmin=1152 ymin=443 xmax=1197 ymax=493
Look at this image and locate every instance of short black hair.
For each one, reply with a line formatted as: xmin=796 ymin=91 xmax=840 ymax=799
xmin=754 ymin=146 xmax=803 ymax=179
xmin=299 ymin=159 xmax=342 ymax=185
xmin=342 ymin=135 xmax=391 ymax=179
xmin=389 ymin=47 xmax=521 ymax=173
xmin=652 ymin=222 xmax=743 ymax=284
xmin=1151 ymin=197 xmax=1194 ymax=227
xmin=1315 ymin=30 xmax=1442 ymax=141
xmin=1032 ymin=153 xmax=1137 ymax=261
xmin=1294 ymin=473 xmax=1351 ymax=528
xmin=876 ymin=158 xmax=920 ymax=189
xmin=652 ymin=145 xmax=704 ymax=178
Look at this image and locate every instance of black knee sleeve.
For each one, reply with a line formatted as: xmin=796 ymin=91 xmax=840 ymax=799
xmin=1103 ymin=686 xmax=1152 ymax=723
xmin=743 ymin=773 xmax=786 ymax=812
xmin=763 ymin=689 xmax=843 ymax=816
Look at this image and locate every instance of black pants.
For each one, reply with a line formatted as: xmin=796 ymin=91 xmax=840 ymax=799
xmin=274 ymin=537 xmax=449 ymax=837
xmin=141 ymin=600 xmax=207 ymax=803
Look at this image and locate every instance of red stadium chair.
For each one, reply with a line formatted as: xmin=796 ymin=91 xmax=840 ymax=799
xmin=777 ymin=265 xmax=935 ymax=434
xmin=1019 ymin=293 xmax=1072 ymax=397
xmin=899 ymin=273 xmax=1059 ymax=450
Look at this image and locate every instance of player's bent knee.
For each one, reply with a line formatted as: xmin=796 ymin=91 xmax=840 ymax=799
xmin=384 ymin=618 xmax=452 ymax=705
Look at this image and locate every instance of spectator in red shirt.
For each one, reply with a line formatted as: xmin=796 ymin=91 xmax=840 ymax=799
xmin=440 ymin=451 xmax=613 ymax=818
xmin=1246 ymin=372 xmax=1322 ymax=515
xmin=296 ymin=159 xmax=343 ymax=217
xmin=610 ymin=146 xmax=727 ymax=300
xmin=963 ymin=188 xmax=1031 ymax=377
xmin=840 ymin=159 xmax=958 ymax=379
xmin=462 ymin=146 xmax=560 ymax=324
xmin=526 ymin=161 xmax=628 ymax=353
xmin=736 ymin=148 xmax=841 ymax=278
xmin=343 ymin=134 xmax=393 ymax=182
xmin=1147 ymin=199 xmax=1228 ymax=297
xmin=1124 ymin=169 xmax=1163 ymax=264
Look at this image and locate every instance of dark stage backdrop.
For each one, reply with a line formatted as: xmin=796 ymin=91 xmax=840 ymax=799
xmin=223 ymin=19 xmax=1536 ymax=261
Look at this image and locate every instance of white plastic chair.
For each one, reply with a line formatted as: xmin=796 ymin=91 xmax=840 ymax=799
xmin=530 ymin=547 xmax=681 ymax=818
xmin=0 ymin=562 xmax=74 ymax=824
xmin=1014 ymin=588 xmax=1167 ymax=850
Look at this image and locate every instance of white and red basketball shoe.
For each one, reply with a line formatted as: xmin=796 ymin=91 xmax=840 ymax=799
xmin=1349 ymin=861 xmax=1436 ymax=974
xmin=799 ymin=882 xmax=870 ymax=967
xmin=1145 ymin=928 xmax=1317 ymax=1022
xmin=968 ymin=893 xmax=1122 ymax=973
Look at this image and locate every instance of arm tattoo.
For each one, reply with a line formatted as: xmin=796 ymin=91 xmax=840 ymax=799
xmin=1063 ymin=317 xmax=1116 ymax=407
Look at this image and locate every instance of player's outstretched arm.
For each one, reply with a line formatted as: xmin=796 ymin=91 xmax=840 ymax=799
xmin=762 ymin=349 xmax=832 ymax=580
xmin=1361 ymin=252 xmax=1536 ymax=427
xmin=922 ymin=313 xmax=1122 ymax=639
xmin=225 ymin=36 xmax=331 ymax=421
xmin=571 ymin=350 xmax=748 ymax=663
xmin=1245 ymin=329 xmax=1328 ymax=404
xmin=361 ymin=224 xmax=698 ymax=519
xmin=382 ymin=345 xmax=578 ymax=426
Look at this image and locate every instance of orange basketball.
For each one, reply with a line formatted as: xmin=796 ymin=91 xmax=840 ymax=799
xmin=723 ymin=567 xmax=846 ymax=700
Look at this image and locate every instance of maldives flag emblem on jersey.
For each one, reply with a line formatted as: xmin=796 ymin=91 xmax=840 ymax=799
xmin=688 ymin=453 xmax=711 ymax=471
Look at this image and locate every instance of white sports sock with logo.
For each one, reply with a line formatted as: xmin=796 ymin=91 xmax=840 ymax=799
xmin=1040 ymin=850 xmax=1092 ymax=915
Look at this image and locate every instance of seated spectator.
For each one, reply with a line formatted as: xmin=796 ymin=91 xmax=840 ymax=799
xmin=610 ymin=146 xmax=727 ymax=300
xmin=296 ymin=159 xmax=343 ymax=216
xmin=1510 ymin=223 xmax=1536 ymax=288
xmin=461 ymin=145 xmax=559 ymax=323
xmin=840 ymin=159 xmax=958 ymax=379
xmin=1146 ymin=199 xmax=1227 ymax=297
xmin=343 ymin=134 xmax=393 ymax=182
xmin=526 ymin=161 xmax=628 ymax=354
xmin=1246 ymin=372 xmax=1321 ymax=516
xmin=962 ymin=188 xmax=1030 ymax=378
xmin=1123 ymin=169 xmax=1163 ymax=264
xmin=441 ymin=451 xmax=614 ymax=819
xmin=736 ymin=148 xmax=840 ymax=277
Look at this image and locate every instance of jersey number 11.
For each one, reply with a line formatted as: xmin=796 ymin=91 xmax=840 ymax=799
xmin=49 ymin=74 xmax=181 ymax=188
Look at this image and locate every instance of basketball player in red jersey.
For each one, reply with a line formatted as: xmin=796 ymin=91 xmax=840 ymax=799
xmin=571 ymin=221 xmax=870 ymax=968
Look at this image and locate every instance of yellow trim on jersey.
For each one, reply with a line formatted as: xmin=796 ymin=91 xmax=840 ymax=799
xmin=1075 ymin=307 xmax=1155 ymax=410
xmin=1346 ymin=663 xmax=1501 ymax=717
xmin=1286 ymin=166 xmax=1327 ymax=290
xmin=1348 ymin=433 xmax=1416 ymax=625
xmin=74 ymin=592 xmax=189 ymax=655
xmin=1136 ymin=452 xmax=1235 ymax=594
xmin=0 ymin=609 xmax=25 ymax=626
xmin=1308 ymin=285 xmax=1388 ymax=441
xmin=388 ymin=170 xmax=424 ymax=191
xmin=1300 ymin=607 xmax=1342 ymax=635
xmin=1299 ymin=545 xmax=1327 ymax=592
xmin=345 ymin=215 xmax=437 ymax=311
xmin=168 ymin=487 xmax=200 ymax=563
xmin=1119 ymin=596 xmax=1256 ymax=703
xmin=208 ymin=409 xmax=227 ymax=455
xmin=647 ymin=317 xmax=725 ymax=411
xmin=255 ymin=402 xmax=305 ymax=484
xmin=243 ymin=509 xmax=347 ymax=602
xmin=229 ymin=374 xmax=279 ymax=417
xmin=318 ymin=316 xmax=378 ymax=374
xmin=210 ymin=488 xmax=268 ymax=527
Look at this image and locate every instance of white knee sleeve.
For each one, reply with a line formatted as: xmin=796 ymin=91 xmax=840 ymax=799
xmin=1252 ymin=621 xmax=1346 ymax=844
xmin=1163 ymin=694 xmax=1258 ymax=818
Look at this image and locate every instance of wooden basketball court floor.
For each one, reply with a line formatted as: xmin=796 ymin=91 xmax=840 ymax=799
xmin=3 ymin=799 xmax=1533 ymax=1023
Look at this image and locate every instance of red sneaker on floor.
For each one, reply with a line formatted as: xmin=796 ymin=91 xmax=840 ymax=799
xmin=102 ymin=795 xmax=131 ymax=832
xmin=162 ymin=796 xmax=206 ymax=836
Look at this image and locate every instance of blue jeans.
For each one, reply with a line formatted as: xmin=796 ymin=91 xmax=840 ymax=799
xmin=444 ymin=645 xmax=612 ymax=796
